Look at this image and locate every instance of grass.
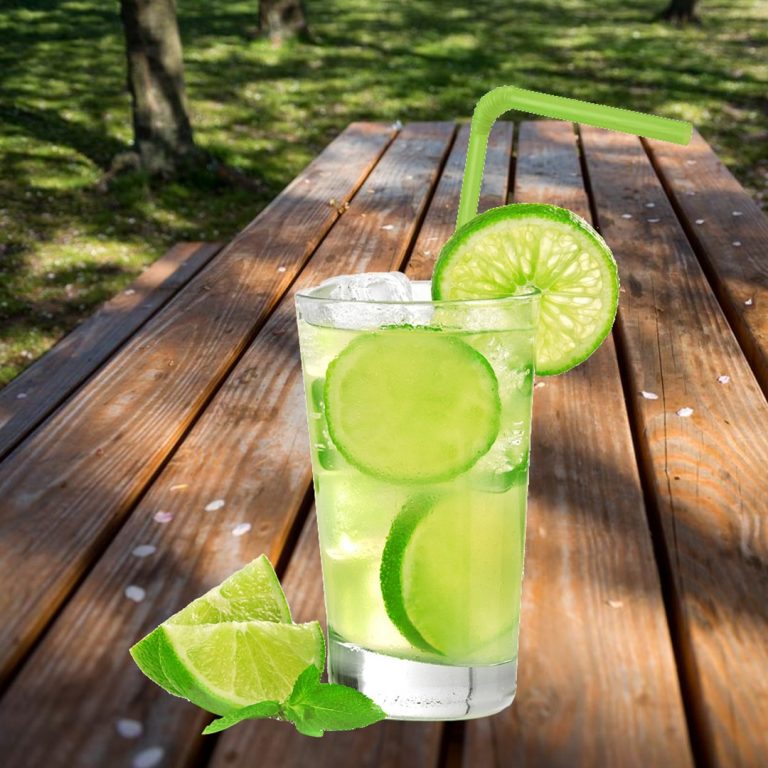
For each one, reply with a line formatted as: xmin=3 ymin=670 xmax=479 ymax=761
xmin=1 ymin=0 xmax=766 ymax=385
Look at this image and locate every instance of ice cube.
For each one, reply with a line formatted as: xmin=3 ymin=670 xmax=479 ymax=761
xmin=322 ymin=272 xmax=413 ymax=302
xmin=306 ymin=273 xmax=414 ymax=329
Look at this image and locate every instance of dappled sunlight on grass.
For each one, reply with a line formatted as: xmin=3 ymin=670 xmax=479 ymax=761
xmin=1 ymin=0 xmax=766 ymax=384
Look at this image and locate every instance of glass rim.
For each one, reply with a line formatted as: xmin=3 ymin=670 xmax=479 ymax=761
xmin=295 ymin=279 xmax=540 ymax=308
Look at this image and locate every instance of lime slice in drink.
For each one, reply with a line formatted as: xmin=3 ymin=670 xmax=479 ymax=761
xmin=380 ymin=492 xmax=524 ymax=663
xmin=324 ymin=327 xmax=501 ymax=483
xmin=432 ymin=203 xmax=619 ymax=375
xmin=131 ymin=555 xmax=295 ymax=702
xmin=132 ymin=620 xmax=325 ymax=715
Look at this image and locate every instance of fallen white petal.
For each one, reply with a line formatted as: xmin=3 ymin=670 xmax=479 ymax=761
xmin=534 ymin=381 xmax=546 ymax=389
xmin=380 ymin=224 xmax=395 ymax=231
xmin=695 ymin=219 xmax=705 ymax=224
xmin=16 ymin=392 xmax=27 ymax=400
xmin=205 ymin=499 xmax=225 ymax=512
xmin=676 ymin=407 xmax=694 ymax=417
xmin=645 ymin=202 xmax=655 ymax=208
xmin=277 ymin=266 xmax=286 ymax=273
xmin=124 ymin=289 xmax=136 ymax=296
xmin=732 ymin=241 xmax=742 ymax=247
xmin=232 ymin=523 xmax=252 ymax=537
xmin=125 ymin=585 xmax=146 ymax=603
xmin=717 ymin=375 xmax=731 ymax=384
xmin=153 ymin=511 xmax=173 ymax=524
xmin=732 ymin=210 xmax=743 ymax=216
xmin=641 ymin=391 xmax=659 ymax=400
xmin=621 ymin=213 xmax=632 ymax=219
xmin=745 ymin=298 xmax=753 ymax=306
xmin=647 ymin=218 xmax=660 ymax=223
xmin=132 ymin=545 xmax=157 ymax=558
xmin=133 ymin=747 xmax=165 ymax=768
xmin=116 ymin=719 xmax=143 ymax=739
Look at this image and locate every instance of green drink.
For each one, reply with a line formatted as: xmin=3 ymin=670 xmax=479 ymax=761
xmin=296 ymin=278 xmax=538 ymax=719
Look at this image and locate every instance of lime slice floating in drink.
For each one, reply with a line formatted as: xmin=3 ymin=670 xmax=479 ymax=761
xmin=432 ymin=203 xmax=619 ymax=375
xmin=380 ymin=492 xmax=524 ymax=663
xmin=130 ymin=556 xmax=325 ymax=714
xmin=324 ymin=327 xmax=501 ymax=483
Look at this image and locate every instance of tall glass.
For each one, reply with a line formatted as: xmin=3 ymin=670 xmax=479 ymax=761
xmin=295 ymin=280 xmax=539 ymax=720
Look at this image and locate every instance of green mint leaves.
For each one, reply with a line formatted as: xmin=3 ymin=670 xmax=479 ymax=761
xmin=202 ymin=665 xmax=386 ymax=737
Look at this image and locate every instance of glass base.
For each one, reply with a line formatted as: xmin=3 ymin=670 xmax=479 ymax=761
xmin=328 ymin=632 xmax=517 ymax=721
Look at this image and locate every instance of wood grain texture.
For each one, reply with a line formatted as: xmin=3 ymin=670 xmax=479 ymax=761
xmin=209 ymin=511 xmax=443 ymax=768
xmin=407 ymin=121 xmax=513 ymax=279
xmin=462 ymin=121 xmax=693 ymax=768
xmin=581 ymin=125 xmax=768 ymax=768
xmin=0 ymin=122 xmax=396 ymax=688
xmin=0 ymin=243 xmax=222 ymax=461
xmin=645 ymin=130 xmax=768 ymax=395
xmin=0 ymin=123 xmax=454 ymax=768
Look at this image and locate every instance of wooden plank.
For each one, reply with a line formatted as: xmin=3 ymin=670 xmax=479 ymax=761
xmin=462 ymin=121 xmax=693 ymax=767
xmin=408 ymin=121 xmax=513 ymax=278
xmin=211 ymin=120 xmax=512 ymax=768
xmin=581 ymin=125 xmax=768 ymax=768
xmin=208 ymin=511 xmax=443 ymax=768
xmin=645 ymin=131 xmax=768 ymax=395
xmin=0 ymin=242 xmax=222 ymax=461
xmin=0 ymin=123 xmax=455 ymax=768
xmin=0 ymin=122 xmax=396 ymax=688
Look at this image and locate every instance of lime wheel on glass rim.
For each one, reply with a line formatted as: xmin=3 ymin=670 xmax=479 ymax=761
xmin=432 ymin=203 xmax=619 ymax=376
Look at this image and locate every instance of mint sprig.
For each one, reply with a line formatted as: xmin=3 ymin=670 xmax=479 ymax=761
xmin=202 ymin=665 xmax=386 ymax=737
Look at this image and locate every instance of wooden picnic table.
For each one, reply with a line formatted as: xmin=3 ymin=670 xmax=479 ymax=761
xmin=0 ymin=120 xmax=766 ymax=768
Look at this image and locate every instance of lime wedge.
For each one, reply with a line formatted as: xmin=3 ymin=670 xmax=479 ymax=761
xmin=133 ymin=620 xmax=325 ymax=715
xmin=432 ymin=203 xmax=619 ymax=375
xmin=324 ymin=327 xmax=501 ymax=483
xmin=380 ymin=492 xmax=524 ymax=664
xmin=130 ymin=555 xmax=295 ymax=704
xmin=167 ymin=554 xmax=291 ymax=625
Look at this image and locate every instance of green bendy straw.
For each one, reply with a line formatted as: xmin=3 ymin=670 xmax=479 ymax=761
xmin=456 ymin=85 xmax=692 ymax=228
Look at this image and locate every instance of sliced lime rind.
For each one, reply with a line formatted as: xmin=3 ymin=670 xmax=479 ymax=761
xmin=433 ymin=203 xmax=619 ymax=376
xmin=324 ymin=327 xmax=501 ymax=483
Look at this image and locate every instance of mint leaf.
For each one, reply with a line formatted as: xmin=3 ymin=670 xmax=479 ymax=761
xmin=283 ymin=664 xmax=386 ymax=736
xmin=202 ymin=700 xmax=281 ymax=735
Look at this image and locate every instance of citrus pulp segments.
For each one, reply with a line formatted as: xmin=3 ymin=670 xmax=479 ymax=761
xmin=140 ymin=620 xmax=325 ymax=716
xmin=324 ymin=328 xmax=501 ymax=483
xmin=130 ymin=555 xmax=292 ymax=699
xmin=167 ymin=554 xmax=292 ymax=625
xmin=433 ymin=204 xmax=619 ymax=375
xmin=380 ymin=492 xmax=524 ymax=664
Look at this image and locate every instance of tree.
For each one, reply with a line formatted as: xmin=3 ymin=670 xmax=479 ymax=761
xmin=656 ymin=0 xmax=700 ymax=24
xmin=258 ymin=0 xmax=310 ymax=44
xmin=119 ymin=0 xmax=197 ymax=176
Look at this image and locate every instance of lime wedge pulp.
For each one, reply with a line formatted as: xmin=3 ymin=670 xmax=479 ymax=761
xmin=324 ymin=327 xmax=501 ymax=483
xmin=380 ymin=491 xmax=525 ymax=664
xmin=137 ymin=620 xmax=325 ymax=715
xmin=432 ymin=203 xmax=619 ymax=375
xmin=130 ymin=556 xmax=325 ymax=714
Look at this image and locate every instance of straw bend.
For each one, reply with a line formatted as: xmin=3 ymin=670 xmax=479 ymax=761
xmin=456 ymin=85 xmax=692 ymax=227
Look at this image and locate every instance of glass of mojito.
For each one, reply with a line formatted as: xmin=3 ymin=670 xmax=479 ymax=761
xmin=296 ymin=274 xmax=540 ymax=719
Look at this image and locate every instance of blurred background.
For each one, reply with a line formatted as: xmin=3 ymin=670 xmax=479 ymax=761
xmin=1 ymin=0 xmax=766 ymax=386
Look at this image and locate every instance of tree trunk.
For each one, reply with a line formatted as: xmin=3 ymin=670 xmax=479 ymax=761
xmin=657 ymin=0 xmax=700 ymax=23
xmin=258 ymin=0 xmax=310 ymax=44
xmin=120 ymin=0 xmax=197 ymax=175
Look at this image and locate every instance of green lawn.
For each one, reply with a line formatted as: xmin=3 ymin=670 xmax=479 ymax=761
xmin=1 ymin=0 xmax=766 ymax=385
